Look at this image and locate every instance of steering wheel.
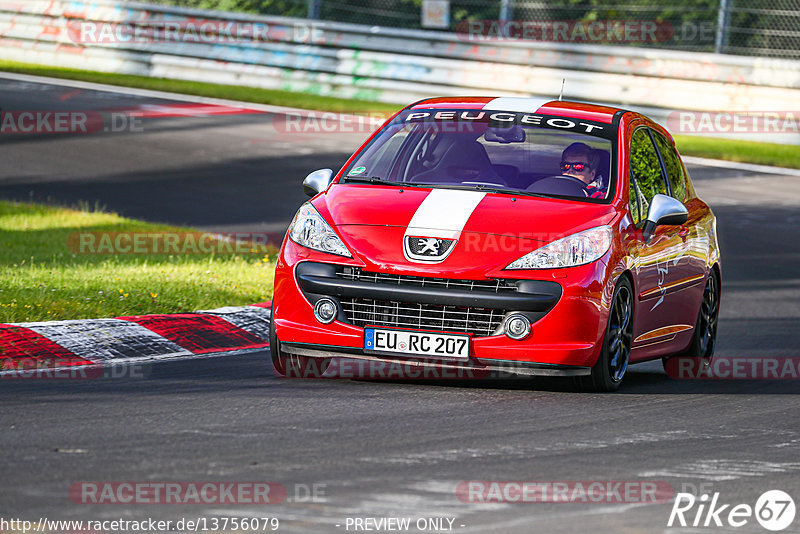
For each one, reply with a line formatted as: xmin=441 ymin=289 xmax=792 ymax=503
xmin=526 ymin=175 xmax=590 ymax=197
xmin=555 ymin=174 xmax=590 ymax=191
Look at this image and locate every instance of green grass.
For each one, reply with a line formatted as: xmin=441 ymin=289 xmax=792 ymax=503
xmin=0 ymin=60 xmax=401 ymax=115
xmin=674 ymin=135 xmax=800 ymax=169
xmin=0 ymin=201 xmax=276 ymax=323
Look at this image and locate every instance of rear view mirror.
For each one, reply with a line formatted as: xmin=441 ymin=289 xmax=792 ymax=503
xmin=643 ymin=194 xmax=689 ymax=243
xmin=484 ymin=125 xmax=526 ymax=143
xmin=302 ymin=168 xmax=334 ymax=197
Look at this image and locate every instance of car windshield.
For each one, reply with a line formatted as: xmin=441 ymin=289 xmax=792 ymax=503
xmin=342 ymin=109 xmax=615 ymax=201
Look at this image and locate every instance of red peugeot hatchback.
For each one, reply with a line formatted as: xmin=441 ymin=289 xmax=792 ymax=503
xmin=270 ymin=97 xmax=721 ymax=391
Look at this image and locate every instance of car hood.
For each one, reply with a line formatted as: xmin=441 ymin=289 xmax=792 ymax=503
xmin=311 ymin=184 xmax=617 ymax=274
xmin=317 ymin=184 xmax=616 ymax=240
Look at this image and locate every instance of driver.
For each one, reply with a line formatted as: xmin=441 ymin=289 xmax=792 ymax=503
xmin=560 ymin=143 xmax=604 ymax=198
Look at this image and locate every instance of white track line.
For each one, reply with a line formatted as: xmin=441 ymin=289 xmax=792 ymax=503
xmin=682 ymin=155 xmax=800 ymax=177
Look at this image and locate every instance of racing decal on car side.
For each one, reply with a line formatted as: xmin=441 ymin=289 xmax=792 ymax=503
xmin=645 ymin=226 xmax=708 ymax=311
xmin=403 ymin=189 xmax=486 ymax=262
xmin=651 ymin=254 xmax=682 ymax=311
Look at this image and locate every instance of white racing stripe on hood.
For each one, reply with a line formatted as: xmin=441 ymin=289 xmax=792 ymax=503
xmin=484 ymin=97 xmax=553 ymax=113
xmin=405 ymin=189 xmax=486 ymax=240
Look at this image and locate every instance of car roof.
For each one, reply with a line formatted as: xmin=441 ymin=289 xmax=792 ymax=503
xmin=407 ymin=97 xmax=624 ymax=125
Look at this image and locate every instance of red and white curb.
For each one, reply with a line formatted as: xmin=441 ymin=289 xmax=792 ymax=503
xmin=0 ymin=303 xmax=271 ymax=374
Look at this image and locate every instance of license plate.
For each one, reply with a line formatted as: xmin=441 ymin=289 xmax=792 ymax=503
xmin=364 ymin=327 xmax=470 ymax=360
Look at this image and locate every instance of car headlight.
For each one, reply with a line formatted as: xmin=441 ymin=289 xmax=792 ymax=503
xmin=288 ymin=203 xmax=352 ymax=257
xmin=506 ymin=225 xmax=612 ymax=269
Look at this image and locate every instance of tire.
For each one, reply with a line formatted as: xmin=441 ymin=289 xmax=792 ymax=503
xmin=663 ymin=268 xmax=720 ymax=372
xmin=269 ymin=302 xmax=330 ymax=378
xmin=580 ymin=277 xmax=634 ymax=392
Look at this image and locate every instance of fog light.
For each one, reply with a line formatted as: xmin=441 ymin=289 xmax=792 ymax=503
xmin=504 ymin=314 xmax=531 ymax=340
xmin=313 ymin=298 xmax=338 ymax=324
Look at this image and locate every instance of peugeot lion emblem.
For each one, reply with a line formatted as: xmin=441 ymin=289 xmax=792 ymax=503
xmin=418 ymin=238 xmax=440 ymax=255
xmin=404 ymin=236 xmax=456 ymax=262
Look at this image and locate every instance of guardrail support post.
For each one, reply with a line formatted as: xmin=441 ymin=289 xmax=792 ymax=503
xmin=499 ymin=0 xmax=513 ymax=22
xmin=308 ymin=0 xmax=321 ymax=20
xmin=715 ymin=0 xmax=730 ymax=54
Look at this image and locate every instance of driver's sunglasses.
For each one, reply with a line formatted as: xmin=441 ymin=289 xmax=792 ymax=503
xmin=560 ymin=161 xmax=590 ymax=172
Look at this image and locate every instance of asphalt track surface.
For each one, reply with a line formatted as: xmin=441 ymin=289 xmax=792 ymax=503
xmin=1 ymin=76 xmax=800 ymax=533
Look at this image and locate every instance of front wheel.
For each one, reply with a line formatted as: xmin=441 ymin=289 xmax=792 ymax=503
xmin=580 ymin=277 xmax=634 ymax=392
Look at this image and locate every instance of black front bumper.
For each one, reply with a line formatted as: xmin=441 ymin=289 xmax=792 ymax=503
xmin=280 ymin=341 xmax=591 ymax=377
xmin=295 ymin=262 xmax=562 ymax=311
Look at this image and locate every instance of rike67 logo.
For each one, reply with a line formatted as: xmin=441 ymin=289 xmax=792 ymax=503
xmin=668 ymin=490 xmax=796 ymax=531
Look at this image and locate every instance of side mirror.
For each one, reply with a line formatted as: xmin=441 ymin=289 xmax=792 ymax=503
xmin=302 ymin=168 xmax=334 ymax=197
xmin=642 ymin=193 xmax=688 ymax=243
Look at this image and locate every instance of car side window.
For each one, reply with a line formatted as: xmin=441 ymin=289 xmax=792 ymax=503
xmin=651 ymin=131 xmax=687 ymax=203
xmin=628 ymin=128 xmax=667 ymax=225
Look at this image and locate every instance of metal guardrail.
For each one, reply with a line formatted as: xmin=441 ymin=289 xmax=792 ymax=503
xmin=1 ymin=0 xmax=799 ymax=115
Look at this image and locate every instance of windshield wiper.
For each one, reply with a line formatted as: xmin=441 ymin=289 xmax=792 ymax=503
xmin=413 ymin=182 xmax=517 ymax=195
xmin=343 ymin=176 xmax=393 ymax=184
xmin=343 ymin=176 xmax=425 ymax=187
xmin=470 ymin=183 xmax=504 ymax=192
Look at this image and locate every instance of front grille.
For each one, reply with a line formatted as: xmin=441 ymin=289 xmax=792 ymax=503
xmin=339 ymin=298 xmax=505 ymax=337
xmin=335 ymin=267 xmax=514 ymax=336
xmin=336 ymin=267 xmax=518 ymax=293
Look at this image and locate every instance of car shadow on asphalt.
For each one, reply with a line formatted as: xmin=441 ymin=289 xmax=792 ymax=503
xmin=3 ymin=352 xmax=798 ymax=396
xmin=326 ymin=368 xmax=800 ymax=395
